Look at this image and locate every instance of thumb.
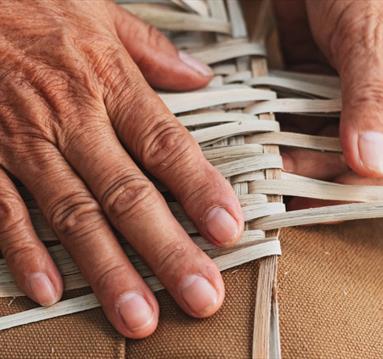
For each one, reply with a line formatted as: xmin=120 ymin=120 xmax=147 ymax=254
xmin=339 ymin=55 xmax=383 ymax=178
xmin=306 ymin=0 xmax=383 ymax=178
xmin=108 ymin=2 xmax=212 ymax=91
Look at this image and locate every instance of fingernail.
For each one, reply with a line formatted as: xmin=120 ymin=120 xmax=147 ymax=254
xmin=178 ymin=51 xmax=213 ymax=77
xmin=28 ymin=272 xmax=57 ymax=306
xmin=180 ymin=275 xmax=218 ymax=314
xmin=205 ymin=207 xmax=239 ymax=243
xmin=359 ymin=132 xmax=383 ymax=173
xmin=116 ymin=292 xmax=154 ymax=332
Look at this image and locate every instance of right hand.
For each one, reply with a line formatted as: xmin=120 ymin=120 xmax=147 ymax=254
xmin=0 ymin=0 xmax=243 ymax=338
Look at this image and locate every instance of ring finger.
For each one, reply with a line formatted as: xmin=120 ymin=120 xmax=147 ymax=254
xmin=10 ymin=145 xmax=159 ymax=339
xmin=0 ymin=167 xmax=62 ymax=306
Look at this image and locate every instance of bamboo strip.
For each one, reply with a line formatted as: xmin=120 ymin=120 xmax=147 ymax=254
xmin=247 ymin=132 xmax=342 ymax=152
xmin=226 ymin=0 xmax=247 ymax=38
xmin=207 ymin=0 xmax=230 ymax=42
xmin=249 ymin=4 xmax=282 ymax=356
xmin=224 ymin=70 xmax=253 ymax=84
xmin=215 ymin=154 xmax=282 ymax=177
xmin=245 ymin=98 xmax=342 ymax=115
xmin=253 ymin=255 xmax=276 ymax=359
xmin=0 ymin=240 xmax=281 ymax=331
xmin=189 ymin=39 xmax=266 ymax=64
xmin=191 ymin=120 xmax=280 ymax=143
xmin=173 ymin=0 xmax=209 ymax=17
xmin=208 ymin=76 xmax=225 ymax=87
xmin=161 ymin=86 xmax=276 ymax=114
xmin=122 ymin=3 xmax=231 ymax=33
xmin=203 ymin=144 xmax=264 ymax=164
xmin=247 ymin=76 xmax=341 ymax=98
xmin=207 ymin=0 xmax=228 ymax=21
xmin=249 ymin=179 xmax=383 ymax=202
xmin=269 ymin=70 xmax=340 ymax=88
xmin=213 ymin=63 xmax=237 ymax=75
xmin=178 ymin=112 xmax=271 ymax=126
xmin=0 ymin=294 xmax=100 ymax=332
xmin=253 ymin=202 xmax=383 ymax=230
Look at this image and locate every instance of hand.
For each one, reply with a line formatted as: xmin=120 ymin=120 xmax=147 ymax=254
xmin=281 ymin=118 xmax=383 ymax=210
xmin=274 ymin=0 xmax=383 ymax=180
xmin=0 ymin=0 xmax=243 ymax=338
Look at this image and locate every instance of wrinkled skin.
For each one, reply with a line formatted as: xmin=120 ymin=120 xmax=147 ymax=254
xmin=273 ymin=0 xmax=383 ymax=209
xmin=0 ymin=0 xmax=244 ymax=338
xmin=0 ymin=0 xmax=382 ymax=339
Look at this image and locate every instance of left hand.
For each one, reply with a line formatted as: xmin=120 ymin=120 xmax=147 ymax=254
xmin=273 ymin=0 xmax=383 ymax=204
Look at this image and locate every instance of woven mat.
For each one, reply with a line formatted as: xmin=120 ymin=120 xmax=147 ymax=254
xmin=2 ymin=220 xmax=381 ymax=358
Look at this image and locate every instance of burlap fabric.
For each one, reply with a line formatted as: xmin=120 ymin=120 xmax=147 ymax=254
xmin=1 ymin=220 xmax=382 ymax=358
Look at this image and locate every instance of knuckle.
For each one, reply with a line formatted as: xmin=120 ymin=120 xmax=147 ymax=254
xmin=2 ymin=240 xmax=37 ymax=268
xmin=177 ymin=161 xmax=225 ymax=208
xmin=143 ymin=25 xmax=165 ymax=51
xmin=347 ymin=82 xmax=383 ymax=111
xmin=155 ymin=241 xmax=188 ymax=277
xmin=92 ymin=262 xmax=127 ymax=293
xmin=140 ymin=119 xmax=197 ymax=172
xmin=91 ymin=44 xmax=123 ymax=84
xmin=0 ymin=193 xmax=26 ymax=238
xmin=101 ymin=174 xmax=157 ymax=221
xmin=47 ymin=192 xmax=102 ymax=238
xmin=182 ymin=175 xmax=216 ymax=205
xmin=105 ymin=75 xmax=144 ymax=129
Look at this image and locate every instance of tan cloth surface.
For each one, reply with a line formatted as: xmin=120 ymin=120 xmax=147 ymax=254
xmin=1 ymin=220 xmax=382 ymax=358
xmin=0 ymin=288 xmax=125 ymax=359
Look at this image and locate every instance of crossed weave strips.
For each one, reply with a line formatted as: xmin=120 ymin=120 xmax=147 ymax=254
xmin=1 ymin=1 xmax=383 ymax=358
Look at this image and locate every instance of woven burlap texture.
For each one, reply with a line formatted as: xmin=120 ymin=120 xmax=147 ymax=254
xmin=1 ymin=220 xmax=382 ymax=358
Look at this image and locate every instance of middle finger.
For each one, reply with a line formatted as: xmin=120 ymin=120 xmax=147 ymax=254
xmin=61 ymin=120 xmax=225 ymax=318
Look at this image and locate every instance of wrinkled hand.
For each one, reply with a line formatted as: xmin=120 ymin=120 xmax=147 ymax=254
xmin=274 ymin=0 xmax=383 ymax=195
xmin=0 ymin=0 xmax=244 ymax=338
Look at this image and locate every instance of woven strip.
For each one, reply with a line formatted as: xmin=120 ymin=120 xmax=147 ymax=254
xmin=1 ymin=2 xmax=383 ymax=358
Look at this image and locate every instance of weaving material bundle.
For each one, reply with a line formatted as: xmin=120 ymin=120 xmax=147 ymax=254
xmin=1 ymin=1 xmax=383 ymax=358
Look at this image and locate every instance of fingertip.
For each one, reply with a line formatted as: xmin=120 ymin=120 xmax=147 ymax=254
xmin=357 ymin=131 xmax=383 ymax=177
xmin=115 ymin=291 xmax=159 ymax=339
xmin=179 ymin=272 xmax=224 ymax=318
xmin=112 ymin=2 xmax=212 ymax=91
xmin=27 ymin=271 xmax=62 ymax=307
xmin=143 ymin=51 xmax=213 ymax=91
xmin=204 ymin=206 xmax=243 ymax=247
xmin=340 ymin=119 xmax=383 ymax=178
xmin=178 ymin=51 xmax=213 ymax=78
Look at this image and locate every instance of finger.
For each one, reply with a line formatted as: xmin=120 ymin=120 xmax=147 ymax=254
xmin=306 ymin=0 xmax=383 ymax=177
xmin=107 ymin=1 xmax=212 ymax=91
xmin=282 ymin=148 xmax=347 ymax=180
xmin=0 ymin=168 xmax=62 ymax=306
xmin=104 ymin=56 xmax=243 ymax=247
xmin=10 ymin=147 xmax=159 ymax=339
xmin=61 ymin=120 xmax=225 ymax=318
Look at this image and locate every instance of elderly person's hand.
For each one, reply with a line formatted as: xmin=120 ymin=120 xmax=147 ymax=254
xmin=0 ymin=0 xmax=244 ymax=338
xmin=273 ymin=0 xmax=383 ymax=209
